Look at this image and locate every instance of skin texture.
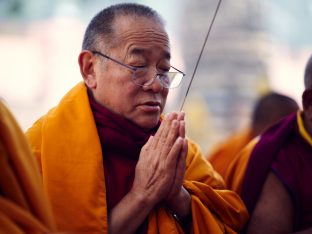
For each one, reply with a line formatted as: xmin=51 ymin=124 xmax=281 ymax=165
xmin=78 ymin=15 xmax=190 ymax=234
xmin=246 ymin=172 xmax=294 ymax=234
xmin=247 ymin=172 xmax=312 ymax=234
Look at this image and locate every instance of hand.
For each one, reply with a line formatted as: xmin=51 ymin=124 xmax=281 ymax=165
xmin=108 ymin=112 xmax=190 ymax=234
xmin=164 ymin=112 xmax=191 ymax=217
xmin=165 ymin=111 xmax=187 ymax=201
xmin=131 ymin=112 xmax=185 ymax=206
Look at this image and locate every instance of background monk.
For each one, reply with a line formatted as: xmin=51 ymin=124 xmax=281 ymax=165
xmin=227 ymin=54 xmax=312 ymax=233
xmin=25 ymin=3 xmax=248 ymax=234
xmin=207 ymin=92 xmax=299 ymax=180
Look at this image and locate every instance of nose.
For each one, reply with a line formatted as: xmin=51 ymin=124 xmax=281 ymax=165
xmin=142 ymin=74 xmax=165 ymax=92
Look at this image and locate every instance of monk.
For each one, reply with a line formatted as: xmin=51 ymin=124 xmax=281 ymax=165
xmin=25 ymin=3 xmax=248 ymax=234
xmin=207 ymin=92 xmax=299 ymax=180
xmin=227 ymin=54 xmax=312 ymax=233
xmin=0 ymin=100 xmax=57 ymax=234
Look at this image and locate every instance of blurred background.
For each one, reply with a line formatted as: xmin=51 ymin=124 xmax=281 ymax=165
xmin=1 ymin=0 xmax=312 ymax=155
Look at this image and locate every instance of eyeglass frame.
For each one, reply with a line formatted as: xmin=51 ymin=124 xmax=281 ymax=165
xmin=91 ymin=50 xmax=185 ymax=89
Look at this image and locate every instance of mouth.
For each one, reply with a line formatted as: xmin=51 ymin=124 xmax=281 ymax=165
xmin=139 ymin=101 xmax=162 ymax=113
xmin=144 ymin=101 xmax=161 ymax=106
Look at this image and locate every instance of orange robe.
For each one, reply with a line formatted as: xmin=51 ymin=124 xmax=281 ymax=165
xmin=26 ymin=82 xmax=248 ymax=233
xmin=0 ymin=101 xmax=56 ymax=234
xmin=207 ymin=129 xmax=253 ymax=180
xmin=223 ymin=138 xmax=258 ymax=195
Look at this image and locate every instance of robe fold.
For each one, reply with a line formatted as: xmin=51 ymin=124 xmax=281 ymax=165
xmin=207 ymin=129 xmax=253 ymax=180
xmin=223 ymin=139 xmax=258 ymax=195
xmin=0 ymin=100 xmax=57 ymax=233
xmin=26 ymin=82 xmax=248 ymax=233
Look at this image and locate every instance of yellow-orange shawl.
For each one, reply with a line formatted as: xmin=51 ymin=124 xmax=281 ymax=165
xmin=207 ymin=129 xmax=253 ymax=180
xmin=223 ymin=139 xmax=258 ymax=195
xmin=26 ymin=82 xmax=248 ymax=233
xmin=0 ymin=100 xmax=56 ymax=234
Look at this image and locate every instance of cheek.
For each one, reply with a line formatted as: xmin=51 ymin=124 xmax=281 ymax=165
xmin=119 ymin=83 xmax=140 ymax=104
xmin=122 ymin=80 xmax=137 ymax=93
xmin=162 ymin=89 xmax=169 ymax=101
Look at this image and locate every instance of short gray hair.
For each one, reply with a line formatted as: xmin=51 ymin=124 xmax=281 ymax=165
xmin=82 ymin=3 xmax=164 ymax=51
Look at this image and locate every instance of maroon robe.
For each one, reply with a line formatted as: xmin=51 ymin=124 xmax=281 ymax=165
xmin=89 ymin=92 xmax=160 ymax=233
xmin=241 ymin=112 xmax=312 ymax=232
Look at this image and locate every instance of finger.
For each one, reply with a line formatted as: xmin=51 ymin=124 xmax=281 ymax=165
xmin=176 ymin=111 xmax=185 ymax=138
xmin=154 ymin=112 xmax=179 ymax=150
xmin=170 ymin=139 xmax=188 ymax=191
xmin=179 ymin=120 xmax=185 ymax=138
xmin=179 ymin=139 xmax=188 ymax=169
xmin=149 ymin=113 xmax=170 ymax=149
xmin=177 ymin=111 xmax=185 ymax=121
xmin=138 ymin=136 xmax=154 ymax=166
xmin=175 ymin=139 xmax=188 ymax=174
xmin=165 ymin=137 xmax=184 ymax=169
xmin=151 ymin=120 xmax=179 ymax=163
xmin=141 ymin=135 xmax=153 ymax=152
xmin=139 ymin=136 xmax=159 ymax=168
xmin=181 ymin=139 xmax=188 ymax=159
xmin=152 ymin=112 xmax=176 ymax=149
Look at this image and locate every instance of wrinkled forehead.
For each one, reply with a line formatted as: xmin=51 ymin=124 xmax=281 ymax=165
xmin=112 ymin=15 xmax=170 ymax=56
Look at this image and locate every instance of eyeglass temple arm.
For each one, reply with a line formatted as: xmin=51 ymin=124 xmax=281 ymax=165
xmin=91 ymin=50 xmax=136 ymax=71
xmin=170 ymin=65 xmax=185 ymax=76
xmin=92 ymin=50 xmax=184 ymax=76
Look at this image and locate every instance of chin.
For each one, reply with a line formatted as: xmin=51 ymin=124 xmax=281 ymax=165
xmin=136 ymin=117 xmax=159 ymax=131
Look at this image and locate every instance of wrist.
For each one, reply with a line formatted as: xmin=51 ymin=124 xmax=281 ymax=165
xmin=166 ymin=186 xmax=191 ymax=218
xmin=129 ymin=188 xmax=156 ymax=210
xmin=172 ymin=209 xmax=192 ymax=233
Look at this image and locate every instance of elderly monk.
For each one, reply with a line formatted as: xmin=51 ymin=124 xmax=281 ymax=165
xmin=0 ymin=100 xmax=57 ymax=234
xmin=207 ymin=92 xmax=299 ymax=180
xmin=226 ymin=54 xmax=312 ymax=234
xmin=26 ymin=3 xmax=248 ymax=234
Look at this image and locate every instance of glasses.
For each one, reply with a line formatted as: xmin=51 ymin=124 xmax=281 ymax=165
xmin=91 ymin=50 xmax=185 ymax=89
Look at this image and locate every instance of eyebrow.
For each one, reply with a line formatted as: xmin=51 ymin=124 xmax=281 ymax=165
xmin=129 ymin=48 xmax=171 ymax=60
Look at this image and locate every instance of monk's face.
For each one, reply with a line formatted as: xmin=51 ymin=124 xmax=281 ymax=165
xmin=92 ymin=15 xmax=170 ymax=130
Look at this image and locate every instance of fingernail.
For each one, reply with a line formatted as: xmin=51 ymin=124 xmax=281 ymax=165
xmin=167 ymin=112 xmax=174 ymax=120
xmin=172 ymin=120 xmax=178 ymax=127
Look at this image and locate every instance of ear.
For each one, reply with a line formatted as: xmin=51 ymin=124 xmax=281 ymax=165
xmin=302 ymin=89 xmax=312 ymax=110
xmin=78 ymin=50 xmax=97 ymax=88
xmin=302 ymin=89 xmax=312 ymax=134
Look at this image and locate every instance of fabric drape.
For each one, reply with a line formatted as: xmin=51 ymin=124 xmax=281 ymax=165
xmin=0 ymin=100 xmax=57 ymax=234
xmin=26 ymin=82 xmax=248 ymax=233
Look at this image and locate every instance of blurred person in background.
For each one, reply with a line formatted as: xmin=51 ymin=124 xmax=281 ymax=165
xmin=25 ymin=3 xmax=248 ymax=234
xmin=206 ymin=91 xmax=299 ymax=180
xmin=0 ymin=100 xmax=57 ymax=233
xmin=226 ymin=54 xmax=312 ymax=233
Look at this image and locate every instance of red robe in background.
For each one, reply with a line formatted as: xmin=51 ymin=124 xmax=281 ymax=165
xmin=228 ymin=112 xmax=312 ymax=232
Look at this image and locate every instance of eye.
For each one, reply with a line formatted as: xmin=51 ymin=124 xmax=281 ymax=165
xmin=128 ymin=59 xmax=147 ymax=68
xmin=157 ymin=65 xmax=170 ymax=73
xmin=133 ymin=66 xmax=148 ymax=77
xmin=132 ymin=65 xmax=146 ymax=69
